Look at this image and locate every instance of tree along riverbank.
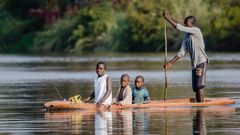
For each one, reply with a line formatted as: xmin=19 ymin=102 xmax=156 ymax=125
xmin=0 ymin=0 xmax=240 ymax=53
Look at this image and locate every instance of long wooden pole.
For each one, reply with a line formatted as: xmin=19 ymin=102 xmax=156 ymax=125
xmin=164 ymin=19 xmax=168 ymax=101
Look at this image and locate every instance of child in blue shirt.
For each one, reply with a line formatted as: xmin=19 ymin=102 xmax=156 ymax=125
xmin=132 ymin=75 xmax=150 ymax=104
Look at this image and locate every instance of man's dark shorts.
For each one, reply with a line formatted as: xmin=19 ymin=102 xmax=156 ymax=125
xmin=192 ymin=62 xmax=207 ymax=92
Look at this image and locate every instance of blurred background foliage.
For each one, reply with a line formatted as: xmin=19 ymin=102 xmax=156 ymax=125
xmin=0 ymin=0 xmax=240 ymax=53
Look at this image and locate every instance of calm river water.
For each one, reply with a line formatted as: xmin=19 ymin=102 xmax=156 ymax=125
xmin=0 ymin=53 xmax=239 ymax=135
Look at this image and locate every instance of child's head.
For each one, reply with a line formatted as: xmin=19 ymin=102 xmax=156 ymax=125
xmin=135 ymin=75 xmax=144 ymax=89
xmin=184 ymin=16 xmax=196 ymax=27
xmin=96 ymin=61 xmax=106 ymax=77
xmin=120 ymin=74 xmax=130 ymax=87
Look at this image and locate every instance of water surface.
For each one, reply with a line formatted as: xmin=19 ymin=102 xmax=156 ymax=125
xmin=0 ymin=53 xmax=239 ymax=134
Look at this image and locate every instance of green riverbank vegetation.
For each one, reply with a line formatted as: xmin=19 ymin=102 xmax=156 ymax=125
xmin=0 ymin=0 xmax=240 ymax=53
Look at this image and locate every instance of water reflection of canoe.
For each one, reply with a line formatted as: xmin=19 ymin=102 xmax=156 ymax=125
xmin=44 ymin=98 xmax=236 ymax=111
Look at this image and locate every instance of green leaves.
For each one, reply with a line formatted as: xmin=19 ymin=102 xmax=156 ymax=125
xmin=32 ymin=16 xmax=78 ymax=52
xmin=0 ymin=0 xmax=240 ymax=53
xmin=0 ymin=10 xmax=26 ymax=51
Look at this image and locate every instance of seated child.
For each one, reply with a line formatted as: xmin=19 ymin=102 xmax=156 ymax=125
xmin=112 ymin=74 xmax=132 ymax=105
xmin=132 ymin=75 xmax=150 ymax=104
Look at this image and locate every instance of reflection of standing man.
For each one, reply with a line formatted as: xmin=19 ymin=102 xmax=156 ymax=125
xmin=193 ymin=109 xmax=206 ymax=135
xmin=162 ymin=10 xmax=209 ymax=102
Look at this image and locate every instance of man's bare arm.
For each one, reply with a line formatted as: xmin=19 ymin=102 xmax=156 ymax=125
xmin=162 ymin=10 xmax=178 ymax=28
xmin=163 ymin=55 xmax=181 ymax=69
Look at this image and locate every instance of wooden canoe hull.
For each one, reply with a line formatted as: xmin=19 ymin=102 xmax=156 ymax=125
xmin=44 ymin=98 xmax=236 ymax=111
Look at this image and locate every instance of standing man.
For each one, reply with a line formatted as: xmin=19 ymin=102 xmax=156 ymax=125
xmin=162 ymin=10 xmax=209 ymax=102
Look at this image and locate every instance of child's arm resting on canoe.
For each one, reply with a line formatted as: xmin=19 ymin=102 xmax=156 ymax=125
xmin=133 ymin=87 xmax=151 ymax=104
xmin=143 ymin=89 xmax=151 ymax=104
xmin=83 ymin=91 xmax=95 ymax=103
xmin=143 ymin=96 xmax=151 ymax=104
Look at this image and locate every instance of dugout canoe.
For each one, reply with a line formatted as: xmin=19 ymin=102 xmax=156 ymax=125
xmin=44 ymin=98 xmax=236 ymax=111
